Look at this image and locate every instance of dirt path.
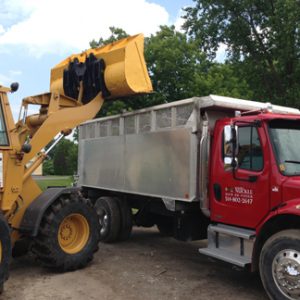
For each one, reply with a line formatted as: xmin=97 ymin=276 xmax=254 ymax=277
xmin=2 ymin=228 xmax=268 ymax=300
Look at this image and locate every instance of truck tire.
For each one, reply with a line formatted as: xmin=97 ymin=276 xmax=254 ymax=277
xmin=259 ymin=229 xmax=300 ymax=300
xmin=156 ymin=217 xmax=173 ymax=237
xmin=94 ymin=197 xmax=121 ymax=243
xmin=116 ymin=198 xmax=132 ymax=241
xmin=0 ymin=213 xmax=11 ymax=294
xmin=31 ymin=192 xmax=99 ymax=271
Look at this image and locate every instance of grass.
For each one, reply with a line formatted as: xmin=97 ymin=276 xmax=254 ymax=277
xmin=36 ymin=176 xmax=73 ymax=191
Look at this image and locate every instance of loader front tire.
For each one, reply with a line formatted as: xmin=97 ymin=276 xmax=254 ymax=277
xmin=32 ymin=192 xmax=99 ymax=271
xmin=0 ymin=213 xmax=11 ymax=294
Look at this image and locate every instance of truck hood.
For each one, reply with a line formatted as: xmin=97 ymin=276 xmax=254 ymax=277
xmin=282 ymin=176 xmax=300 ymax=202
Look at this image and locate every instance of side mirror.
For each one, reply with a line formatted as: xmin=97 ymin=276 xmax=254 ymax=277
xmin=224 ymin=124 xmax=238 ymax=170
xmin=10 ymin=82 xmax=19 ymax=93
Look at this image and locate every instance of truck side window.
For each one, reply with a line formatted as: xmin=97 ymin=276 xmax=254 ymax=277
xmin=0 ymin=103 xmax=8 ymax=146
xmin=237 ymin=126 xmax=263 ymax=171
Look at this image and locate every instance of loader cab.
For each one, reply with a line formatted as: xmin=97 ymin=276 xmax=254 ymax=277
xmin=0 ymin=102 xmax=9 ymax=146
xmin=0 ymin=88 xmax=10 ymax=147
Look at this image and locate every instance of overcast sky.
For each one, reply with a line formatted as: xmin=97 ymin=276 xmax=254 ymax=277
xmin=0 ymin=0 xmax=194 ymax=119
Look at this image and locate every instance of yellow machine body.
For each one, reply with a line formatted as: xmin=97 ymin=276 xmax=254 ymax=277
xmin=0 ymin=34 xmax=152 ymax=244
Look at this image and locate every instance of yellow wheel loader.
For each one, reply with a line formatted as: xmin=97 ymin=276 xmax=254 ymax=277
xmin=0 ymin=34 xmax=152 ymax=292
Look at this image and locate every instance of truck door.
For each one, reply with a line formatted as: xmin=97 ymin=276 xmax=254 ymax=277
xmin=210 ymin=121 xmax=270 ymax=228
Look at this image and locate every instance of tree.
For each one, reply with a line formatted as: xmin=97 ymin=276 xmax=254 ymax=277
xmin=183 ymin=0 xmax=300 ymax=105
xmin=42 ymin=159 xmax=54 ymax=175
xmin=53 ymin=139 xmax=78 ymax=175
xmin=196 ymin=63 xmax=254 ymax=99
xmin=91 ymin=25 xmax=253 ymax=117
xmin=144 ymin=25 xmax=208 ymax=103
xmin=90 ymin=27 xmax=151 ymax=117
xmin=90 ymin=27 xmax=129 ymax=48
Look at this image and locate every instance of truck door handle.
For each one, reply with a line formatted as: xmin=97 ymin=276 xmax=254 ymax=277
xmin=213 ymin=183 xmax=222 ymax=201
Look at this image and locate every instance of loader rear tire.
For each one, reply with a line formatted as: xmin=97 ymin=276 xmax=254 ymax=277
xmin=94 ymin=197 xmax=121 ymax=243
xmin=116 ymin=198 xmax=132 ymax=242
xmin=31 ymin=192 xmax=99 ymax=271
xmin=0 ymin=213 xmax=11 ymax=294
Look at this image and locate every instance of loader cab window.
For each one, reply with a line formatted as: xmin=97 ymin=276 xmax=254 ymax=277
xmin=237 ymin=126 xmax=263 ymax=171
xmin=0 ymin=103 xmax=8 ymax=146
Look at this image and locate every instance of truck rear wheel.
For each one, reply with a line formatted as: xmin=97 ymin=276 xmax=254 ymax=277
xmin=156 ymin=217 xmax=173 ymax=237
xmin=260 ymin=229 xmax=300 ymax=300
xmin=32 ymin=192 xmax=99 ymax=271
xmin=0 ymin=213 xmax=11 ymax=294
xmin=116 ymin=198 xmax=132 ymax=241
xmin=95 ymin=197 xmax=121 ymax=243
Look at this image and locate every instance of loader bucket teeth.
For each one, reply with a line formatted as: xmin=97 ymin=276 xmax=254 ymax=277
xmin=50 ymin=34 xmax=153 ymax=102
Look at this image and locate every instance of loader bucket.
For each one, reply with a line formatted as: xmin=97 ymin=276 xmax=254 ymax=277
xmin=50 ymin=34 xmax=153 ymax=100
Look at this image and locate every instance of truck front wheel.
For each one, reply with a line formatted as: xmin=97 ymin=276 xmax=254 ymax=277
xmin=260 ymin=229 xmax=300 ymax=300
xmin=32 ymin=192 xmax=100 ymax=271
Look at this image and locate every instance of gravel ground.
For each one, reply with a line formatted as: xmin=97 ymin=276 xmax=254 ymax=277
xmin=2 ymin=227 xmax=268 ymax=300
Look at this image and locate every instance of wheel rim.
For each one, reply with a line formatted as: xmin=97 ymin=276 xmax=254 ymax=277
xmin=98 ymin=209 xmax=109 ymax=237
xmin=272 ymin=249 xmax=300 ymax=300
xmin=58 ymin=214 xmax=90 ymax=254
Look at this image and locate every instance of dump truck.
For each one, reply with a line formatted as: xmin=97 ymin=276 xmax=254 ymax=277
xmin=0 ymin=34 xmax=152 ymax=292
xmin=78 ymin=95 xmax=300 ymax=300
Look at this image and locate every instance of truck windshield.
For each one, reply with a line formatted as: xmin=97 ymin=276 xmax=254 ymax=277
xmin=269 ymin=119 xmax=300 ymax=176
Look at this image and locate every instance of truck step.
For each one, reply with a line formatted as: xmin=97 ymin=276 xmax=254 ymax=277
xmin=209 ymin=224 xmax=256 ymax=240
xmin=199 ymin=247 xmax=251 ymax=267
xmin=198 ymin=224 xmax=256 ymax=267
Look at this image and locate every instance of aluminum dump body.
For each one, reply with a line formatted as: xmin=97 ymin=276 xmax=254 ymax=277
xmin=78 ymin=95 xmax=300 ymax=202
xmin=78 ymin=97 xmax=199 ymax=201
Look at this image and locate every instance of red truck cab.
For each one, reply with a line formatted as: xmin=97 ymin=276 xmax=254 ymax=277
xmin=207 ymin=112 xmax=300 ymax=299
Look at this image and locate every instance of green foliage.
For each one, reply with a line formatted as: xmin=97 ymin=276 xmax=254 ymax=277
xmin=36 ymin=176 xmax=73 ymax=191
xmin=144 ymin=25 xmax=209 ymax=102
xmin=91 ymin=27 xmax=159 ymax=117
xmin=43 ymin=159 xmax=54 ymax=175
xmin=183 ymin=0 xmax=300 ymax=105
xmin=196 ymin=63 xmax=254 ymax=99
xmin=73 ymin=128 xmax=79 ymax=143
xmin=53 ymin=138 xmax=78 ymax=175
xmin=90 ymin=27 xmax=129 ymax=48
xmin=91 ymin=25 xmax=252 ymax=118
